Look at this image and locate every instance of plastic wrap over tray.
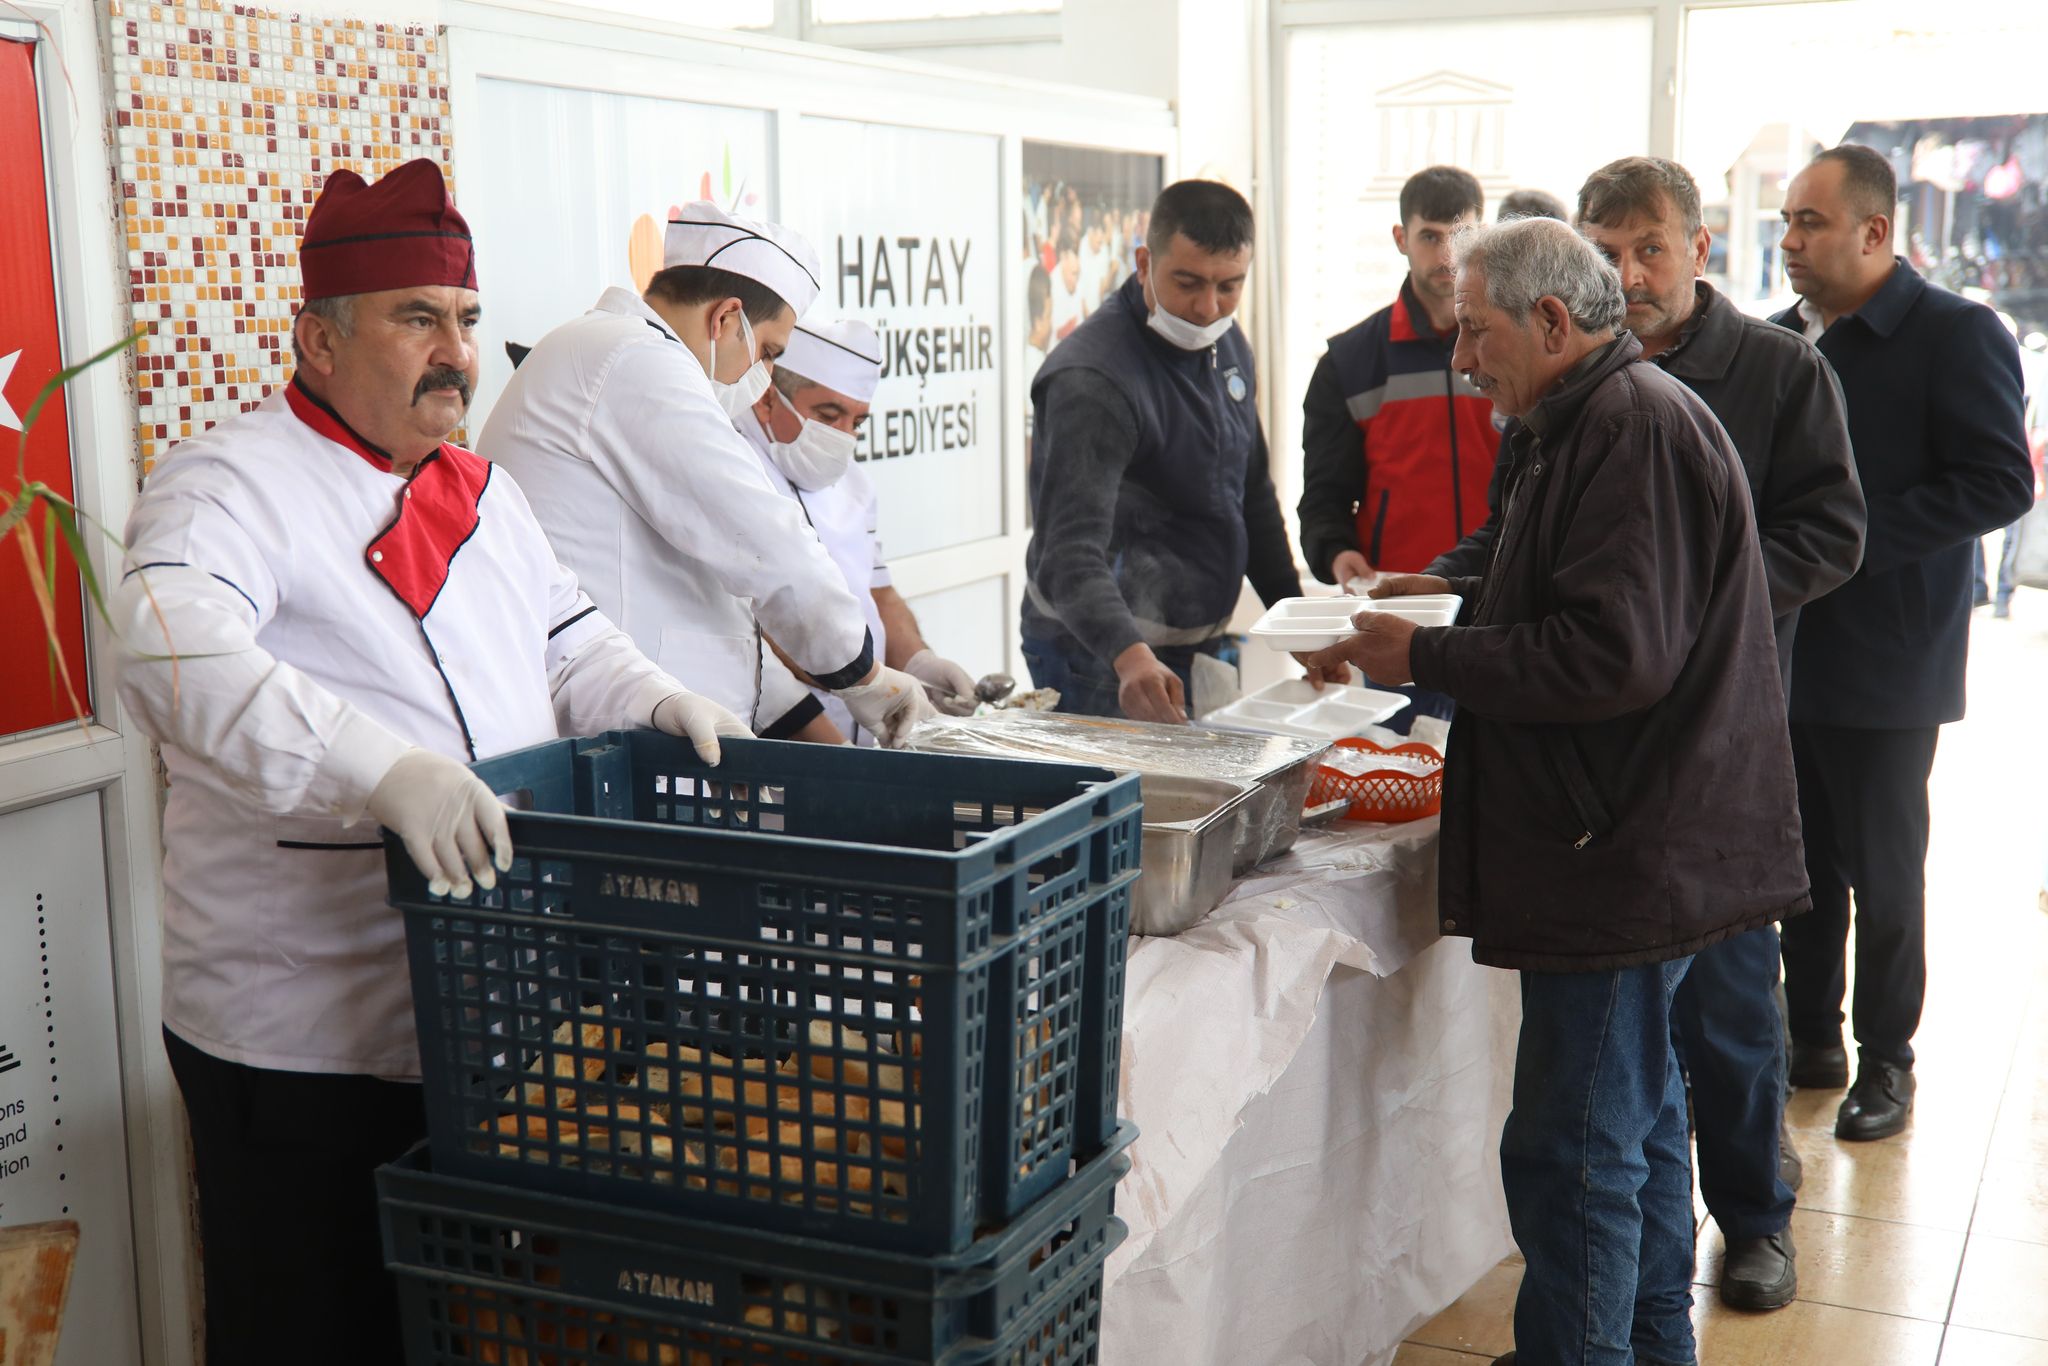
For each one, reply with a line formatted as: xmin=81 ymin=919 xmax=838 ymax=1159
xmin=907 ymin=711 xmax=1330 ymax=869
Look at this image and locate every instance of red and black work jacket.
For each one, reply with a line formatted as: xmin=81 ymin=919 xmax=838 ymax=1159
xmin=1296 ymin=278 xmax=1502 ymax=579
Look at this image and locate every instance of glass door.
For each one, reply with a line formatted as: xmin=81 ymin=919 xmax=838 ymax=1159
xmin=1275 ymin=11 xmax=1656 ymax=522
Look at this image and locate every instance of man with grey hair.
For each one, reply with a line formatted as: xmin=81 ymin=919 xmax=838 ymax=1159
xmin=1307 ymin=215 xmax=1808 ymax=1366
xmin=1430 ymin=155 xmax=1866 ymax=1312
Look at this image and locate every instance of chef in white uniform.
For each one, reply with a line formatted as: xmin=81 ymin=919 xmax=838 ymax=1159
xmin=109 ymin=160 xmax=747 ymax=1366
xmin=479 ymin=202 xmax=936 ymax=746
xmin=740 ymin=316 xmax=980 ymax=743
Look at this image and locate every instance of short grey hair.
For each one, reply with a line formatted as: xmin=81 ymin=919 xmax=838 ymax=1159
xmin=769 ymin=364 xmax=819 ymax=401
xmin=1453 ymin=217 xmax=1627 ymax=335
xmin=291 ymin=294 xmax=357 ymax=368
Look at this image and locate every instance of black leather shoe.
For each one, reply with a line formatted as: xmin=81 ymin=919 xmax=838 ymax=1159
xmin=1836 ymin=1062 xmax=1915 ymax=1141
xmin=1778 ymin=1112 xmax=1803 ymax=1193
xmin=1721 ymin=1227 xmax=1798 ymax=1310
xmin=1788 ymin=1040 xmax=1848 ymax=1089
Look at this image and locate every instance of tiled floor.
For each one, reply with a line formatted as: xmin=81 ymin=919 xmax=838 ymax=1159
xmin=1396 ymin=578 xmax=2048 ymax=1365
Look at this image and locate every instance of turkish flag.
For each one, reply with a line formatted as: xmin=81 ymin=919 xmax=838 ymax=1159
xmin=0 ymin=37 xmax=89 ymax=735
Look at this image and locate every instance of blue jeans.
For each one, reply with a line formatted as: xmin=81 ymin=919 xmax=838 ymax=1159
xmin=1671 ymin=925 xmax=1795 ymax=1240
xmin=1505 ymin=959 xmax=1698 ymax=1366
xmin=1020 ymin=634 xmax=1235 ymax=720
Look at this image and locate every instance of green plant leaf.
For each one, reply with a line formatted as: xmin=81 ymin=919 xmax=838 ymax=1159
xmin=12 ymin=521 xmax=87 ymax=724
xmin=47 ymin=497 xmax=107 ymax=630
xmin=30 ymin=484 xmax=118 ymax=540
xmin=42 ymin=496 xmax=57 ymax=601
xmin=0 ymin=489 xmax=32 ymax=542
xmin=15 ymin=329 xmax=145 ymax=480
xmin=44 ymin=501 xmax=59 ymax=692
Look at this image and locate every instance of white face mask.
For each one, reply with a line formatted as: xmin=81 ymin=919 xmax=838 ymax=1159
xmin=709 ymin=307 xmax=771 ymax=419
xmin=1146 ymin=270 xmax=1234 ymax=351
xmin=766 ymin=387 xmax=857 ymax=491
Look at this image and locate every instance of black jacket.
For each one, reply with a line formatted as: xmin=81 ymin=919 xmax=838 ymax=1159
xmin=1433 ymin=281 xmax=1867 ymax=691
xmin=1411 ymin=335 xmax=1810 ymax=972
xmin=1768 ymin=259 xmax=2034 ymax=728
xmin=1022 ymin=274 xmax=1300 ymax=663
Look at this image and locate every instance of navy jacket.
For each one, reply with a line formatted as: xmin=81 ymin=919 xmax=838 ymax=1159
xmin=1022 ymin=273 xmax=1300 ymax=663
xmin=1770 ymin=259 xmax=2034 ymax=729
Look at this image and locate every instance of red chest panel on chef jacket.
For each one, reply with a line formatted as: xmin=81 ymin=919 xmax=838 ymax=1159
xmin=363 ymin=444 xmax=490 ymax=618
xmin=284 ymin=379 xmax=490 ymax=618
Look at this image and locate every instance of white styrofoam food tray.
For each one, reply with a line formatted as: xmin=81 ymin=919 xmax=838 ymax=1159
xmin=1248 ymin=595 xmax=1464 ymax=651
xmin=1202 ymin=677 xmax=1411 ymax=741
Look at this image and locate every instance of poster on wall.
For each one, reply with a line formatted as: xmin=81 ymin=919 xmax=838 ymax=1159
xmin=795 ymin=117 xmax=1003 ymax=560
xmin=1019 ymin=142 xmax=1165 ymax=523
xmin=465 ymin=80 xmax=776 ymax=433
xmin=0 ymin=38 xmax=89 ymax=738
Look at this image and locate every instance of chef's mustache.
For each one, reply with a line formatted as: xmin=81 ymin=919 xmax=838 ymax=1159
xmin=413 ymin=368 xmax=473 ymax=406
xmin=1624 ymin=289 xmax=1661 ymax=307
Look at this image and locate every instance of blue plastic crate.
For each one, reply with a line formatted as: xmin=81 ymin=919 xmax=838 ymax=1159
xmin=386 ymin=734 xmax=1141 ymax=1254
xmin=379 ymin=1128 xmax=1133 ymax=1366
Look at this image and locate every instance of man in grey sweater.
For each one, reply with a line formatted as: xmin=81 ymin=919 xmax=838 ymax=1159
xmin=1020 ymin=179 xmax=1304 ymax=723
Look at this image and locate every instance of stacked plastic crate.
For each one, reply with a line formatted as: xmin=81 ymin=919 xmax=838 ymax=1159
xmin=375 ymin=732 xmax=1143 ymax=1366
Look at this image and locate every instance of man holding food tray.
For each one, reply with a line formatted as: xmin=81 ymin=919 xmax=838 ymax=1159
xmin=1429 ymin=156 xmax=1866 ymax=1315
xmin=1306 ymin=215 xmax=1808 ymax=1366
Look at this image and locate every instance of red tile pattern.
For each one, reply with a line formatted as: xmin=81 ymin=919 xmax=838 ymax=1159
xmin=107 ymin=0 xmax=453 ymax=471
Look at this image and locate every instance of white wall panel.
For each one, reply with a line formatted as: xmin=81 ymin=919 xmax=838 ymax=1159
xmin=465 ymin=80 xmax=777 ymax=434
xmin=0 ymin=792 xmax=142 ymax=1366
xmin=905 ymin=573 xmax=1009 ymax=676
xmin=794 ymin=117 xmax=1005 ymax=560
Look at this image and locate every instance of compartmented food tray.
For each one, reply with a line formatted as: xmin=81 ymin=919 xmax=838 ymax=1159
xmin=1248 ymin=595 xmax=1464 ymax=652
xmin=385 ymin=732 xmax=1141 ymax=1255
xmin=1201 ymin=677 xmax=1411 ymax=741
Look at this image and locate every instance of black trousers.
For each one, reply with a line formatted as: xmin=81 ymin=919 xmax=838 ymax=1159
xmin=164 ymin=1028 xmax=426 ymax=1366
xmin=1779 ymin=723 xmax=1941 ymax=1070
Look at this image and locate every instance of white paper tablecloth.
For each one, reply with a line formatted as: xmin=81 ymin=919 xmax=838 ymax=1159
xmin=1102 ymin=818 xmax=1521 ymax=1366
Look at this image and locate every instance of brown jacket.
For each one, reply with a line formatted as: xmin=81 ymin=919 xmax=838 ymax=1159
xmin=1410 ymin=334 xmax=1810 ymax=972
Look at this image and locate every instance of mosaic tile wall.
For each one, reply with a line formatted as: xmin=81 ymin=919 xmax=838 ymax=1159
xmin=106 ymin=0 xmax=453 ymax=472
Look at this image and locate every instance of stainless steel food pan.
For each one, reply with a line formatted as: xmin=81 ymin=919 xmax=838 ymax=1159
xmin=1132 ymin=775 xmax=1259 ymax=937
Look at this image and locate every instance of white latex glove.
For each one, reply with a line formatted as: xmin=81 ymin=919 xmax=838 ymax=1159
xmin=903 ymin=648 xmax=978 ymax=713
xmin=834 ymin=664 xmax=940 ymax=748
xmin=652 ymin=690 xmax=753 ymax=766
xmin=365 ymin=748 xmax=512 ymax=899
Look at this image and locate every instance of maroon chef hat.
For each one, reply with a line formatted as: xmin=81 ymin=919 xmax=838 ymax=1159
xmin=299 ymin=159 xmax=477 ymax=301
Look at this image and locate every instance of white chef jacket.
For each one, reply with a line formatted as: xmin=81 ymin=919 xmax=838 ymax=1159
xmin=113 ymin=382 xmax=686 ymax=1077
xmin=477 ymin=288 xmax=875 ymax=726
xmin=741 ymin=419 xmax=892 ymax=744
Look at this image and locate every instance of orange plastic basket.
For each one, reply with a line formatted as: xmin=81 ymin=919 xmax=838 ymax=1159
xmin=1306 ymin=738 xmax=1445 ymax=824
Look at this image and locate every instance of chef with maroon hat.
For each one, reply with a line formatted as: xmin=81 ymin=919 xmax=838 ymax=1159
xmin=109 ymin=159 xmax=746 ymax=1366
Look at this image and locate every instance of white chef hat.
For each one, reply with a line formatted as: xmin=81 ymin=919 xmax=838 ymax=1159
xmin=780 ymin=316 xmax=883 ymax=403
xmin=663 ymin=201 xmax=822 ymax=316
